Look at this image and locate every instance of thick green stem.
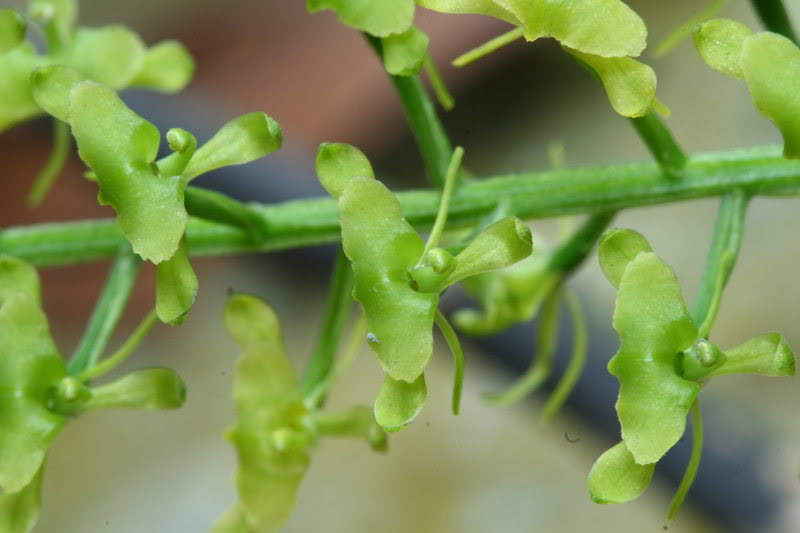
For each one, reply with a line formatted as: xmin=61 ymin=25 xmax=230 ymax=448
xmin=749 ymin=0 xmax=799 ymax=44
xmin=691 ymin=190 xmax=749 ymax=335
xmin=366 ymin=34 xmax=454 ymax=188
xmin=629 ymin=114 xmax=687 ymax=179
xmin=2 ymin=146 xmax=798 ymax=268
xmin=300 ymin=247 xmax=354 ymax=404
xmin=68 ymin=244 xmax=141 ymax=375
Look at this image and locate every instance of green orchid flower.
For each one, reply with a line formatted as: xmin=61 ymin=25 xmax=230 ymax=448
xmin=694 ymin=18 xmax=800 ymax=158
xmin=214 ymin=293 xmax=386 ymax=533
xmin=0 ymin=0 xmax=193 ymax=134
xmin=588 ymin=228 xmax=796 ymax=504
xmin=0 ymin=256 xmax=186 ymax=533
xmin=31 ymin=67 xmax=282 ymax=324
xmin=317 ymin=143 xmax=532 ymax=429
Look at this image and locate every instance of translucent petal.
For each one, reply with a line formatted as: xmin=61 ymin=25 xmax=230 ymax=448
xmin=610 ymin=252 xmax=699 ymax=464
xmin=382 ymin=27 xmax=429 ymax=76
xmin=0 ymin=462 xmax=44 ymax=533
xmin=693 ymin=18 xmax=752 ymax=80
xmin=568 ymin=49 xmax=657 ymax=117
xmin=68 ymin=81 xmax=187 ymax=263
xmin=85 ymin=368 xmax=187 ymax=410
xmin=306 ymin=0 xmax=414 ymax=37
xmin=130 ymin=40 xmax=194 ymax=93
xmin=415 ymin=0 xmax=518 ymax=24
xmin=598 ymin=228 xmax=652 ymax=288
xmin=493 ymin=0 xmax=647 ymax=57
xmin=0 ymin=289 xmax=66 ymax=493
xmin=741 ymin=33 xmax=800 ymax=158
xmin=315 ymin=143 xmax=375 ymax=199
xmin=588 ymin=441 xmax=655 ymax=503
xmin=183 ymin=112 xmax=282 ymax=182
xmin=155 ymin=239 xmax=198 ymax=325
xmin=374 ymin=373 xmax=427 ymax=431
xmin=444 ymin=216 xmax=532 ymax=286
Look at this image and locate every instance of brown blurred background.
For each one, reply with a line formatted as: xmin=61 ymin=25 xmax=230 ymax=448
xmin=2 ymin=1 xmax=800 ymax=532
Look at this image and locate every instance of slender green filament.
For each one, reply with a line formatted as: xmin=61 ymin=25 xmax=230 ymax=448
xmin=668 ymin=399 xmax=705 ymax=520
xmin=435 ymin=309 xmax=465 ymax=415
xmin=453 ymin=28 xmax=524 ymax=67
xmin=541 ymin=290 xmax=587 ymax=422
xmin=77 ymin=310 xmax=159 ymax=381
xmin=422 ymin=146 xmax=464 ymax=257
xmin=423 ymin=55 xmax=455 ymax=111
xmin=27 ymin=119 xmax=71 ymax=206
xmin=484 ymin=286 xmax=562 ymax=406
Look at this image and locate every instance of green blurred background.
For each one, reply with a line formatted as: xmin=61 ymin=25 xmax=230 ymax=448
xmin=1 ymin=1 xmax=799 ymax=532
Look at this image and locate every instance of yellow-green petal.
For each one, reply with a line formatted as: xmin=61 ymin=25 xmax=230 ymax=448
xmin=306 ymin=0 xmax=415 ymax=37
xmin=382 ymin=27 xmax=429 ymax=76
xmin=610 ymin=252 xmax=699 ymax=464
xmin=588 ymin=441 xmax=655 ymax=504
xmin=444 ymin=216 xmax=532 ymax=287
xmin=183 ymin=112 xmax=283 ymax=182
xmin=30 ymin=65 xmax=83 ymax=123
xmin=130 ymin=40 xmax=194 ymax=93
xmin=69 ymin=81 xmax=187 ymax=263
xmin=415 ymin=0 xmax=517 ymax=24
xmin=0 ymin=463 xmax=44 ymax=533
xmin=0 ymin=274 xmax=67 ymax=493
xmin=374 ymin=373 xmax=427 ymax=431
xmin=493 ymin=0 xmax=647 ymax=57
xmin=598 ymin=228 xmax=653 ymax=289
xmin=693 ymin=18 xmax=752 ymax=80
xmin=155 ymin=239 xmax=198 ymax=325
xmin=715 ymin=333 xmax=796 ymax=377
xmin=741 ymin=32 xmax=800 ymax=159
xmin=315 ymin=142 xmax=375 ymax=198
xmin=84 ymin=368 xmax=187 ymax=410
xmin=568 ymin=49 xmax=657 ymax=118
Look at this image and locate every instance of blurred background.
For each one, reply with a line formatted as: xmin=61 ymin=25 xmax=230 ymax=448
xmin=2 ymin=1 xmax=800 ymax=532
